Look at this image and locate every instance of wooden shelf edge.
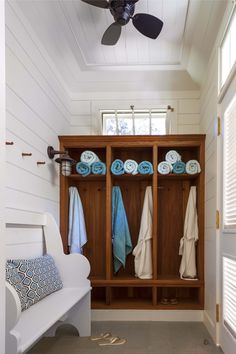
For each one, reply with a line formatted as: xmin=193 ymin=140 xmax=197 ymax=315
xmin=91 ymin=278 xmax=204 ymax=287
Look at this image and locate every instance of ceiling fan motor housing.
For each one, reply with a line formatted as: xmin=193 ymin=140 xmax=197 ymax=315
xmin=109 ymin=0 xmax=135 ymax=25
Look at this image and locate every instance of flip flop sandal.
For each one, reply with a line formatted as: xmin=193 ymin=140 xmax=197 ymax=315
xmin=170 ymin=298 xmax=178 ymax=305
xmin=90 ymin=332 xmax=112 ymax=341
xmin=160 ymin=298 xmax=169 ymax=305
xmin=99 ymin=336 xmax=126 ymax=346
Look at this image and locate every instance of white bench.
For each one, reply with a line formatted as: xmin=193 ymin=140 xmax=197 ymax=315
xmin=5 ymin=211 xmax=91 ymax=354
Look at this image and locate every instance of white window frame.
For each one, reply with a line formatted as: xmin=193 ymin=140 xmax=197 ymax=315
xmin=102 ymin=108 xmax=169 ymax=135
xmin=218 ymin=3 xmax=236 ymax=102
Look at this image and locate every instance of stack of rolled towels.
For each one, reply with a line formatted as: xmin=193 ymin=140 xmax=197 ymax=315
xmin=158 ymin=150 xmax=201 ymax=175
xmin=76 ymin=151 xmax=106 ymax=176
xmin=111 ymin=159 xmax=153 ymax=175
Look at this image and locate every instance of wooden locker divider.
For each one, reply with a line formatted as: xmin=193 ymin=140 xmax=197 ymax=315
xmin=59 ymin=135 xmax=205 ymax=310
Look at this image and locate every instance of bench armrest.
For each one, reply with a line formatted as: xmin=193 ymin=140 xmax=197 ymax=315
xmin=6 ymin=282 xmax=21 ymax=332
xmin=52 ymin=253 xmax=91 ymax=288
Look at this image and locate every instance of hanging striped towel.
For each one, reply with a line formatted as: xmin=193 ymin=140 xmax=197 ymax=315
xmin=158 ymin=161 xmax=173 ymax=175
xmin=165 ymin=150 xmax=181 ymax=164
xmin=186 ymin=160 xmax=201 ymax=175
xmin=124 ymin=159 xmax=138 ymax=175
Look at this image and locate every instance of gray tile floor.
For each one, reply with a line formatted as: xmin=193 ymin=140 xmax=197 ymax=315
xmin=28 ymin=322 xmax=223 ymax=354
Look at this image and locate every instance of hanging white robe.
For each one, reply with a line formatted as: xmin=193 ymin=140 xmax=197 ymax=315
xmin=133 ymin=186 xmax=153 ymax=279
xmin=179 ymin=186 xmax=198 ymax=279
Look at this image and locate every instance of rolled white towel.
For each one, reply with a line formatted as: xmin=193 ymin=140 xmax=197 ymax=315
xmin=80 ymin=150 xmax=100 ymax=166
xmin=165 ymin=150 xmax=181 ymax=164
xmin=124 ymin=159 xmax=138 ymax=175
xmin=186 ymin=160 xmax=201 ymax=174
xmin=158 ymin=161 xmax=173 ymax=175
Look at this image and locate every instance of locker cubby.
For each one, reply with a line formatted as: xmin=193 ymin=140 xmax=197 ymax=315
xmin=68 ymin=147 xmax=107 ymax=175
xmin=111 ymin=146 xmax=153 ymax=165
xmin=157 ymin=146 xmax=200 ymax=166
xmin=157 ymin=287 xmax=201 ymax=308
xmin=111 ymin=287 xmax=153 ymax=308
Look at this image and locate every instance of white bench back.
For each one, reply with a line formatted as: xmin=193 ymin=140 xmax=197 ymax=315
xmin=5 ymin=209 xmax=61 ymax=260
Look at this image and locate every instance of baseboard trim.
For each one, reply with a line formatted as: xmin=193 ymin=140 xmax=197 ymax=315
xmin=203 ymin=310 xmax=217 ymax=344
xmin=92 ymin=310 xmax=204 ymax=322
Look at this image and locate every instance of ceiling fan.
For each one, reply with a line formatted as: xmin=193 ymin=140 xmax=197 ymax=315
xmin=81 ymin=0 xmax=163 ymax=45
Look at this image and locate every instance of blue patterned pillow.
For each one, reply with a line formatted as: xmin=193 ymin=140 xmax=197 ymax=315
xmin=6 ymin=254 xmax=63 ymax=311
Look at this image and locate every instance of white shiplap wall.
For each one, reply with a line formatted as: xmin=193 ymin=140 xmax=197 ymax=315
xmin=69 ymin=91 xmax=201 ymax=135
xmin=200 ymin=49 xmax=218 ymax=342
xmin=0 ymin=2 xmax=6 ymax=352
xmin=5 ymin=1 xmax=70 ymax=223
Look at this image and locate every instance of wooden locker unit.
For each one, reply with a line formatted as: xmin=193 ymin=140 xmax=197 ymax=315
xmin=59 ymin=135 xmax=205 ymax=310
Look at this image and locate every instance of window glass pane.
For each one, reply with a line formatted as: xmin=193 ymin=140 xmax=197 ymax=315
xmin=151 ymin=118 xmax=166 ymax=135
xmin=118 ymin=118 xmax=133 ymax=135
xmin=135 ymin=118 xmax=150 ymax=135
xmin=222 ymin=35 xmax=230 ymax=86
xmin=230 ymin=13 xmax=236 ymax=67
xmin=220 ymin=9 xmax=236 ymax=88
xmin=104 ymin=118 xmax=117 ymax=135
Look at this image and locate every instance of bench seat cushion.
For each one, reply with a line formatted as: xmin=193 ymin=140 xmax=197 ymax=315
xmin=13 ymin=286 xmax=90 ymax=353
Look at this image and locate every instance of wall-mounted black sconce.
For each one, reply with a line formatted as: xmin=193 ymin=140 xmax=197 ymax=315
xmin=47 ymin=146 xmax=76 ymax=176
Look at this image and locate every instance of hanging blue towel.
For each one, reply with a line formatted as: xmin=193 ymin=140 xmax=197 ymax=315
xmin=112 ymin=186 xmax=132 ymax=273
xmin=91 ymin=161 xmax=106 ymax=175
xmin=111 ymin=159 xmax=124 ymax=175
xmin=68 ymin=187 xmax=87 ymax=254
xmin=172 ymin=161 xmax=186 ymax=174
xmin=76 ymin=162 xmax=91 ymax=176
xmin=138 ymin=161 xmax=153 ymax=175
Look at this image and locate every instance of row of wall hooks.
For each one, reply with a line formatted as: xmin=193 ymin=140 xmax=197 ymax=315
xmin=6 ymin=141 xmax=46 ymax=165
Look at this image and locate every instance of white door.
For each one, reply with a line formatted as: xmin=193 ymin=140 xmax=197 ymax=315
xmin=219 ymin=74 xmax=236 ymax=354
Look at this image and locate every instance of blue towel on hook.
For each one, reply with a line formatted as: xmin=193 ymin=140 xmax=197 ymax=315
xmin=172 ymin=161 xmax=186 ymax=174
xmin=138 ymin=161 xmax=153 ymax=175
xmin=112 ymin=186 xmax=132 ymax=273
xmin=68 ymin=187 xmax=87 ymax=254
xmin=91 ymin=161 xmax=106 ymax=175
xmin=76 ymin=162 xmax=91 ymax=176
xmin=111 ymin=159 xmax=124 ymax=175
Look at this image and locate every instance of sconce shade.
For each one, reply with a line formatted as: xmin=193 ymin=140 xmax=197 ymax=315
xmin=61 ymin=160 xmax=72 ymax=176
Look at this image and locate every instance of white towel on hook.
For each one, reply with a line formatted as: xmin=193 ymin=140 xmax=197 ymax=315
xmin=179 ymin=186 xmax=198 ymax=280
xmin=133 ymin=186 xmax=153 ymax=279
xmin=68 ymin=186 xmax=87 ymax=254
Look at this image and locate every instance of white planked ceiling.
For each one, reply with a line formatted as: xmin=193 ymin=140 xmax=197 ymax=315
xmin=13 ymin=0 xmax=228 ymax=93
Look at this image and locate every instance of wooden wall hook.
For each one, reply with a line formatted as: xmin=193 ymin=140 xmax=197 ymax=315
xmin=22 ymin=153 xmax=32 ymax=157
xmin=6 ymin=141 xmax=14 ymax=145
xmin=37 ymin=161 xmax=46 ymax=165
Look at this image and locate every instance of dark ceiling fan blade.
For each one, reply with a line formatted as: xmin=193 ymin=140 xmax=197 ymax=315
xmin=101 ymin=22 xmax=122 ymax=45
xmin=81 ymin=0 xmax=109 ymax=9
xmin=132 ymin=13 xmax=163 ymax=39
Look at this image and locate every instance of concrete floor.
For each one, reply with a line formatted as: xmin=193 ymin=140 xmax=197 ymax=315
xmin=28 ymin=322 xmax=223 ymax=354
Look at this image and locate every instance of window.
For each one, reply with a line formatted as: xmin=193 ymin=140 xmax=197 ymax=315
xmin=223 ymin=256 xmax=236 ymax=339
xmin=220 ymin=7 xmax=236 ymax=89
xmin=102 ymin=109 xmax=168 ymax=135
xmin=223 ymin=93 xmax=236 ymax=230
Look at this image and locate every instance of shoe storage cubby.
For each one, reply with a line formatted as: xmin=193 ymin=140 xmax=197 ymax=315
xmin=59 ymin=135 xmax=205 ymax=310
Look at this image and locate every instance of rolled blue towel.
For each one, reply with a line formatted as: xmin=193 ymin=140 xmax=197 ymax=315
xmin=76 ymin=162 xmax=91 ymax=177
xmin=138 ymin=161 xmax=153 ymax=175
xmin=111 ymin=159 xmax=124 ymax=175
xmin=158 ymin=161 xmax=173 ymax=175
xmin=186 ymin=160 xmax=201 ymax=174
xmin=124 ymin=159 xmax=138 ymax=175
xmin=165 ymin=150 xmax=181 ymax=164
xmin=91 ymin=161 xmax=106 ymax=175
xmin=80 ymin=150 xmax=99 ymax=166
xmin=172 ymin=161 xmax=186 ymax=174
